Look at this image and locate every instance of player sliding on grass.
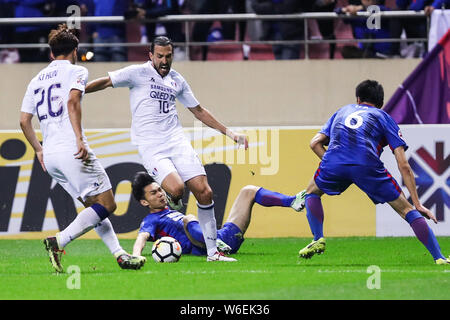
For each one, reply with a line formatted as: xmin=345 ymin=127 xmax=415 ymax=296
xmin=85 ymin=36 xmax=248 ymax=262
xmin=298 ymin=79 xmax=449 ymax=265
xmin=19 ymin=24 xmax=146 ymax=273
xmin=131 ymin=171 xmax=305 ymax=258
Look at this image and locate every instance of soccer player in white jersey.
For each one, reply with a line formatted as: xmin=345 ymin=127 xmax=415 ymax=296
xmin=19 ymin=24 xmax=146 ymax=272
xmin=85 ymin=36 xmax=248 ymax=261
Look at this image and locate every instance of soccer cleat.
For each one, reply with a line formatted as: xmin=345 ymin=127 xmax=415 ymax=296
xmin=117 ymin=254 xmax=147 ymax=270
xmin=167 ymin=194 xmax=183 ymax=211
xmin=290 ymin=190 xmax=306 ymax=212
xmin=298 ymin=237 xmax=326 ymax=259
xmin=207 ymin=251 xmax=237 ymax=262
xmin=216 ymin=238 xmax=232 ymax=255
xmin=43 ymin=236 xmax=64 ymax=273
xmin=435 ymin=257 xmax=450 ymax=265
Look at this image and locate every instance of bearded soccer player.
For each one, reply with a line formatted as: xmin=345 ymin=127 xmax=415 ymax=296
xmin=85 ymin=36 xmax=248 ymax=261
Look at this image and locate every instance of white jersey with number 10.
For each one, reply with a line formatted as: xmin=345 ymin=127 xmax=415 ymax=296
xmin=108 ymin=61 xmax=199 ymax=146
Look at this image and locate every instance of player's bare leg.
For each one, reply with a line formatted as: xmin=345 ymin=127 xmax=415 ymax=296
xmin=305 ymin=178 xmax=325 ymax=196
xmin=187 ymin=175 xmax=236 ymax=261
xmin=161 ymin=171 xmax=185 ymax=210
xmin=387 ymin=192 xmax=414 ymax=219
xmin=226 ymin=185 xmax=259 ymax=234
xmin=83 ymin=189 xmax=116 ymax=213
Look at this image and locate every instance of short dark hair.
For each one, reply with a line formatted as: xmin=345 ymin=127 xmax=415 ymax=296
xmin=150 ymin=36 xmax=173 ymax=53
xmin=132 ymin=171 xmax=156 ymax=201
xmin=48 ymin=24 xmax=79 ymax=57
xmin=355 ymin=80 xmax=384 ymax=108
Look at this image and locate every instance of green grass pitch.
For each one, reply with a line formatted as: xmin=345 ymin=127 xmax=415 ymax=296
xmin=1 ymin=237 xmax=449 ymax=300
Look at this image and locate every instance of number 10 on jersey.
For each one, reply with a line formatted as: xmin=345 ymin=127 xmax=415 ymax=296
xmin=159 ymin=100 xmax=169 ymax=114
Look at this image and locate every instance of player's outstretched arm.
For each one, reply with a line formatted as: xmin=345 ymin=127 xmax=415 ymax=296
xmin=19 ymin=112 xmax=46 ymax=172
xmin=393 ymin=146 xmax=437 ymax=223
xmin=85 ymin=76 xmax=113 ymax=94
xmin=133 ymin=232 xmax=150 ymax=256
xmin=310 ymin=133 xmax=329 ymax=160
xmin=188 ymin=105 xmax=249 ymax=150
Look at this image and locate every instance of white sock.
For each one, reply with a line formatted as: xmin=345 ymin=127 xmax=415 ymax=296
xmin=94 ymin=218 xmax=125 ymax=257
xmin=197 ymin=202 xmax=218 ymax=257
xmin=57 ymin=206 xmax=102 ymax=248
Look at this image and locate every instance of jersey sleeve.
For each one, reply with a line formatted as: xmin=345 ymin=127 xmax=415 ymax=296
xmin=70 ymin=66 xmax=88 ymax=94
xmin=177 ymin=77 xmax=200 ymax=108
xmin=20 ymin=83 xmax=36 ymax=115
xmin=138 ymin=216 xmax=157 ymax=241
xmin=382 ymin=112 xmax=408 ymax=152
xmin=319 ymin=110 xmax=338 ymax=138
xmin=108 ymin=65 xmax=135 ymax=88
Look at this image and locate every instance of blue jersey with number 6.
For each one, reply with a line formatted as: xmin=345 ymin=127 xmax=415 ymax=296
xmin=320 ymin=103 xmax=408 ymax=167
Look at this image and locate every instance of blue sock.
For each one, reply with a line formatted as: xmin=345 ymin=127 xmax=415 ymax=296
xmin=254 ymin=187 xmax=295 ymax=207
xmin=405 ymin=210 xmax=445 ymax=261
xmin=305 ymin=194 xmax=324 ymax=241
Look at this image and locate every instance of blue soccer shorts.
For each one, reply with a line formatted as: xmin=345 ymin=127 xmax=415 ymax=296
xmin=313 ymin=162 xmax=402 ymax=204
xmin=186 ymin=221 xmax=245 ymax=255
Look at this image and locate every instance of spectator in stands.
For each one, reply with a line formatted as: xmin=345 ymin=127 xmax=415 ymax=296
xmin=91 ymin=0 xmax=129 ymax=62
xmin=391 ymin=0 xmax=449 ymax=57
xmin=251 ymin=0 xmax=308 ymax=60
xmin=336 ymin=0 xmax=393 ymax=58
xmin=127 ymin=0 xmax=186 ymax=60
xmin=309 ymin=0 xmax=337 ymax=59
xmin=189 ymin=0 xmax=248 ymax=61
xmin=69 ymin=0 xmax=96 ymax=62
xmin=0 ymin=0 xmax=14 ymax=43
xmin=399 ymin=0 xmax=449 ymax=15
xmin=0 ymin=0 xmax=19 ymax=63
xmin=8 ymin=0 xmax=55 ymax=62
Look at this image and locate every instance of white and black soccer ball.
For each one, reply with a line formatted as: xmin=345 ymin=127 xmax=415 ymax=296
xmin=152 ymin=236 xmax=182 ymax=263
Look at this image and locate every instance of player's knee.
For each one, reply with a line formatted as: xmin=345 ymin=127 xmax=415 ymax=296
xmin=195 ymin=185 xmax=213 ymax=204
xmin=389 ymin=193 xmax=413 ymax=219
xmin=102 ymin=201 xmax=117 ymax=214
xmin=166 ymin=184 xmax=184 ymax=199
xmin=240 ymin=185 xmax=259 ymax=198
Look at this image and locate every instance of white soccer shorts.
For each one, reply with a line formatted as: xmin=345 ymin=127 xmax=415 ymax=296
xmin=138 ymin=137 xmax=206 ymax=185
xmin=43 ymin=149 xmax=112 ymax=202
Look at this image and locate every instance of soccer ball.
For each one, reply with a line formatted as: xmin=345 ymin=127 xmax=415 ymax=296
xmin=152 ymin=236 xmax=182 ymax=263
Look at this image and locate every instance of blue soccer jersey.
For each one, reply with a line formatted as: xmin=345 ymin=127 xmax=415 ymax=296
xmin=139 ymin=208 xmax=245 ymax=256
xmin=320 ymin=103 xmax=408 ymax=166
xmin=139 ymin=208 xmax=193 ymax=254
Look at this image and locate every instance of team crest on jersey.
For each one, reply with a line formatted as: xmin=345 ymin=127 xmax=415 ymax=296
xmin=171 ymin=81 xmax=177 ymax=88
xmin=151 ymin=167 xmax=158 ymax=177
xmin=398 ymin=130 xmax=404 ymax=140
